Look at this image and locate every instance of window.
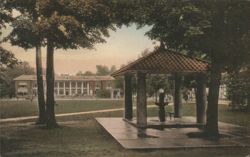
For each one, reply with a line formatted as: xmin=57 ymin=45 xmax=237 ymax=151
xmin=77 ymin=82 xmax=82 ymax=88
xmin=65 ymin=82 xmax=69 ymax=88
xmin=59 ymin=82 xmax=64 ymax=88
xmin=59 ymin=89 xmax=64 ymax=95
xmin=83 ymin=82 xmax=87 ymax=88
xmin=71 ymin=82 xmax=76 ymax=88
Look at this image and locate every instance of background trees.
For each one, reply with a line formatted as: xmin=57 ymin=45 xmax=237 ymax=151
xmin=226 ymin=65 xmax=250 ymax=111
xmin=0 ymin=62 xmax=35 ymax=98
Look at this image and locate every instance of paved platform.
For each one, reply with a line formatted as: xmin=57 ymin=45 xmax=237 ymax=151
xmin=96 ymin=117 xmax=250 ymax=149
xmin=126 ymin=117 xmax=205 ymax=128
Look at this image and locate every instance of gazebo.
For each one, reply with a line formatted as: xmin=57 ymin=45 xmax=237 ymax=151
xmin=111 ymin=50 xmax=209 ymax=128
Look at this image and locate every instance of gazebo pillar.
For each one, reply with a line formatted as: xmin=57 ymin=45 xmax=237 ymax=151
xmin=124 ymin=74 xmax=133 ymax=120
xmin=174 ymin=75 xmax=183 ymax=118
xmin=136 ymin=72 xmax=147 ymax=127
xmin=196 ymin=74 xmax=207 ymax=124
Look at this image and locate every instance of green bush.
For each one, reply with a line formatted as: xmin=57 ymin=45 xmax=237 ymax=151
xmin=96 ymin=89 xmax=111 ymax=98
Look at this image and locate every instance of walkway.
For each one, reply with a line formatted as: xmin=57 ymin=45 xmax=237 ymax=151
xmin=0 ymin=105 xmax=157 ymax=123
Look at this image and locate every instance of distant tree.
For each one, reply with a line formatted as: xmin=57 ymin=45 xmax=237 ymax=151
xmin=136 ymin=0 xmax=250 ymax=137
xmin=110 ymin=65 xmax=117 ymax=74
xmin=76 ymin=71 xmax=95 ymax=76
xmin=76 ymin=71 xmax=84 ymax=76
xmin=96 ymin=65 xmax=110 ymax=76
xmin=0 ymin=62 xmax=35 ymax=98
xmin=147 ymin=75 xmax=172 ymax=98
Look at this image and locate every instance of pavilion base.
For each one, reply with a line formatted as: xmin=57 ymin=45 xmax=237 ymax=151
xmin=124 ymin=117 xmax=205 ymax=129
xmin=96 ymin=117 xmax=250 ymax=150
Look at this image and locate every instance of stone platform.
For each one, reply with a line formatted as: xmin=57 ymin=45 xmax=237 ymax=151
xmin=96 ymin=117 xmax=250 ymax=149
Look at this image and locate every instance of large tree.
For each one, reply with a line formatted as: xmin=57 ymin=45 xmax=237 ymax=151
xmin=8 ymin=0 xmax=121 ymax=127
xmin=135 ymin=0 xmax=250 ymax=137
xmin=5 ymin=0 xmax=47 ymax=124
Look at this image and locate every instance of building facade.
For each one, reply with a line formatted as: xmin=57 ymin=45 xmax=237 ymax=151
xmin=14 ymin=75 xmax=115 ymax=98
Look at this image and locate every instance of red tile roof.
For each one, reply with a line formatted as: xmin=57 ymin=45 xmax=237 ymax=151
xmin=112 ymin=50 xmax=209 ymax=76
xmin=14 ymin=75 xmax=114 ymax=81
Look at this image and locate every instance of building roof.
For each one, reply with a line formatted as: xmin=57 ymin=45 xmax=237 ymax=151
xmin=14 ymin=75 xmax=114 ymax=81
xmin=111 ymin=50 xmax=210 ymax=76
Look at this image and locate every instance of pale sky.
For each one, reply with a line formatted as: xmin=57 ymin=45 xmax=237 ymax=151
xmin=1 ymin=24 xmax=156 ymax=75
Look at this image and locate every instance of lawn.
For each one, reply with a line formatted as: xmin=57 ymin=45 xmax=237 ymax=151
xmin=0 ymin=100 xmax=250 ymax=157
xmin=1 ymin=99 xmax=250 ymax=127
xmin=0 ymin=100 xmax=124 ymax=119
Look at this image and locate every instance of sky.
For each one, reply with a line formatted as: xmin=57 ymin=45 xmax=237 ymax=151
xmin=1 ymin=24 xmax=156 ymax=75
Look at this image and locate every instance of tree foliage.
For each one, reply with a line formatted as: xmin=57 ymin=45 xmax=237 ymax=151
xmin=136 ymin=0 xmax=250 ymax=67
xmin=96 ymin=65 xmax=110 ymax=76
xmin=226 ymin=66 xmax=250 ymax=111
xmin=76 ymin=70 xmax=95 ymax=76
xmin=0 ymin=61 xmax=35 ymax=98
xmin=0 ymin=0 xmax=18 ymax=69
xmin=7 ymin=0 xmax=119 ymax=50
xmin=0 ymin=47 xmax=18 ymax=69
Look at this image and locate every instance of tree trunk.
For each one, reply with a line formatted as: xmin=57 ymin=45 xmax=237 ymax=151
xmin=46 ymin=39 xmax=57 ymax=128
xmin=124 ymin=74 xmax=133 ymax=120
xmin=136 ymin=72 xmax=147 ymax=128
xmin=196 ymin=74 xmax=207 ymax=124
xmin=205 ymin=63 xmax=222 ymax=137
xmin=174 ymin=75 xmax=182 ymax=118
xmin=35 ymin=45 xmax=46 ymax=124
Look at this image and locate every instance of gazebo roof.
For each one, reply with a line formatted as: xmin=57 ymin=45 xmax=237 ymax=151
xmin=112 ymin=50 xmax=209 ymax=77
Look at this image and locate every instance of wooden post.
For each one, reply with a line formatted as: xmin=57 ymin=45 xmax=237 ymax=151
xmin=124 ymin=74 xmax=133 ymax=120
xmin=174 ymin=74 xmax=182 ymax=118
xmin=196 ymin=74 xmax=207 ymax=124
xmin=136 ymin=72 xmax=147 ymax=127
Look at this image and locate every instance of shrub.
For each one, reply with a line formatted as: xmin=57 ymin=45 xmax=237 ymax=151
xmin=96 ymin=89 xmax=111 ymax=98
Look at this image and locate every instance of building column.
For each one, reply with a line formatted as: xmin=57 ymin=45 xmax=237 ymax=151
xmin=69 ymin=82 xmax=72 ymax=96
xmin=110 ymin=89 xmax=114 ymax=99
xmin=63 ymin=82 xmax=66 ymax=95
xmin=136 ymin=72 xmax=147 ymax=127
xmin=80 ymin=82 xmax=83 ymax=95
xmin=196 ymin=74 xmax=207 ymax=124
xmin=75 ymin=82 xmax=78 ymax=94
xmin=57 ymin=82 xmax=59 ymax=95
xmin=87 ymin=82 xmax=90 ymax=95
xmin=124 ymin=74 xmax=133 ymax=120
xmin=174 ymin=74 xmax=183 ymax=118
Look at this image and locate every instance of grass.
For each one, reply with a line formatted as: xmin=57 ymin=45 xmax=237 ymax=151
xmin=0 ymin=100 xmax=124 ymax=118
xmin=1 ymin=100 xmax=249 ymax=127
xmin=0 ymin=100 xmax=250 ymax=157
